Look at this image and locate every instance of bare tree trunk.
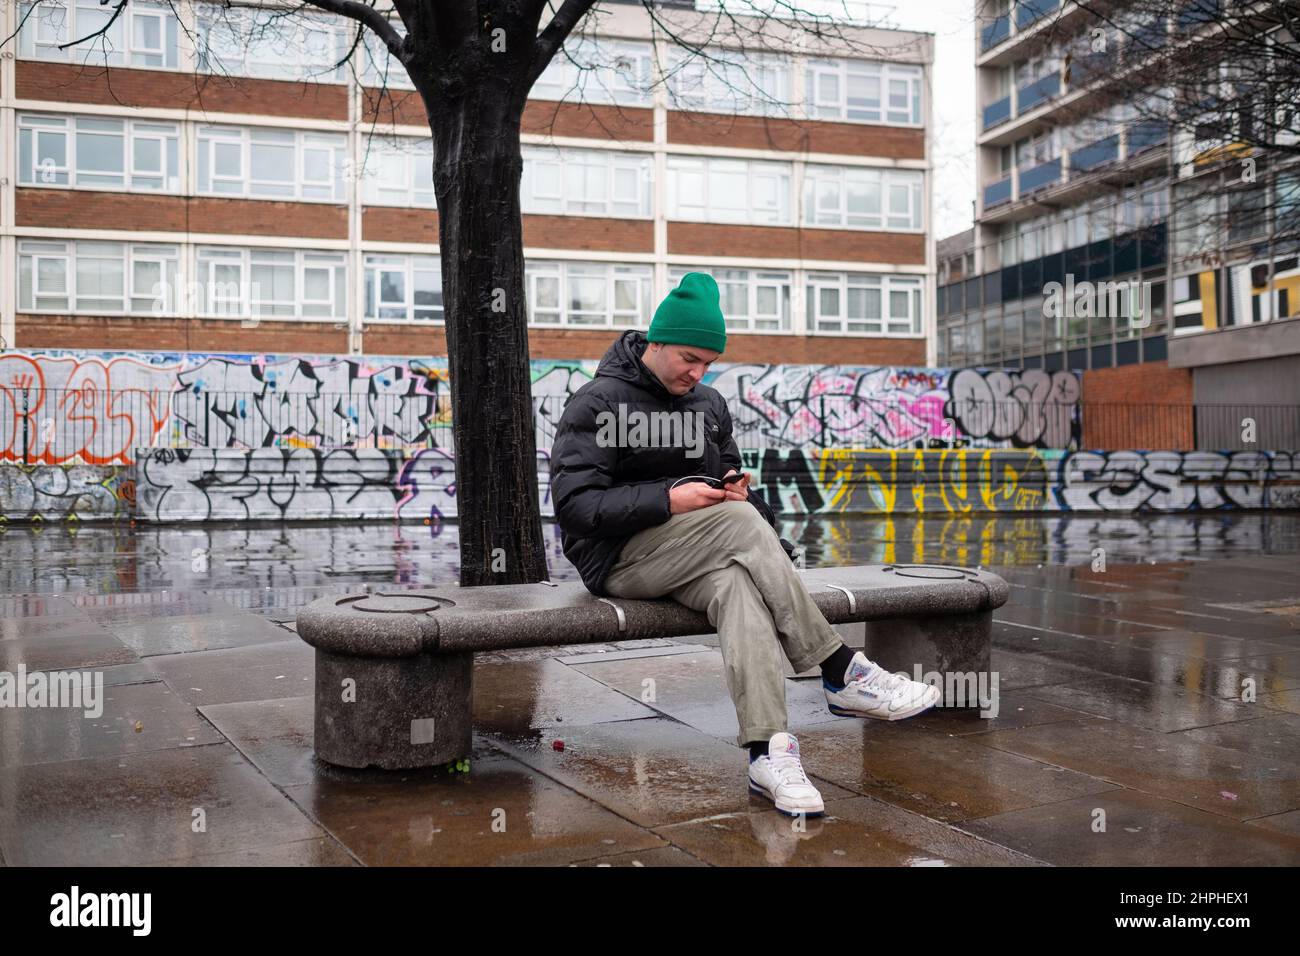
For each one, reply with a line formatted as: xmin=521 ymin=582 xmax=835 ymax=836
xmin=426 ymin=83 xmax=547 ymax=587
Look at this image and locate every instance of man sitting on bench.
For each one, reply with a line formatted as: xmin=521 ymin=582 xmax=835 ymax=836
xmin=549 ymin=273 xmax=940 ymax=817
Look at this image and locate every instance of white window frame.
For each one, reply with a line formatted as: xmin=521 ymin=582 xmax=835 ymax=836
xmin=18 ymin=239 xmax=179 ymax=314
xmin=195 ymin=246 xmax=347 ymax=320
xmin=525 ymin=260 xmax=653 ymax=328
xmin=803 ymin=165 xmax=924 ymax=231
xmin=532 ymin=37 xmax=654 ymax=107
xmin=18 ymin=113 xmax=180 ymax=193
xmin=805 ymin=58 xmax=923 ymax=127
xmin=665 ymin=48 xmax=792 ymax=117
xmin=668 ymin=267 xmax=791 ymax=332
xmin=667 ymin=156 xmax=792 ymax=225
xmin=197 ymin=125 xmax=347 ymax=202
xmin=806 ymin=272 xmax=924 ymax=337
xmin=521 ymin=147 xmax=652 ymax=218
xmin=18 ymin=0 xmax=180 ymax=69
xmin=363 ymin=254 xmax=444 ymax=323
xmin=361 ymin=136 xmax=435 ymax=208
xmin=196 ymin=7 xmax=346 ymax=83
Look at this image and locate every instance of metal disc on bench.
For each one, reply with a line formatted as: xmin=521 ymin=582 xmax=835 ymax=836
xmin=883 ymin=564 xmax=976 ymax=581
xmin=336 ymin=591 xmax=457 ymax=614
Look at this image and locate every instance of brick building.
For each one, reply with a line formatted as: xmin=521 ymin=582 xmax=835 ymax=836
xmin=2 ymin=1 xmax=936 ymax=366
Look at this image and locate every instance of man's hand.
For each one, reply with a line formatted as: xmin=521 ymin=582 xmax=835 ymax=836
xmin=721 ymin=469 xmax=750 ymax=502
xmin=669 ymin=482 xmax=726 ymax=514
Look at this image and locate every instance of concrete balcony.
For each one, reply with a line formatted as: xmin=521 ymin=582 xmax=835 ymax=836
xmin=1018 ymin=157 xmax=1061 ymax=194
xmin=1016 ymin=73 xmax=1060 ymax=113
xmin=983 ymin=94 xmax=1013 ymax=130
xmin=984 ymin=175 xmax=1014 ymax=208
xmin=1069 ymin=134 xmax=1119 ymax=173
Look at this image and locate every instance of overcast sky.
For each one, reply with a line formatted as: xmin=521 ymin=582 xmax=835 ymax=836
xmin=889 ymin=0 xmax=979 ymax=240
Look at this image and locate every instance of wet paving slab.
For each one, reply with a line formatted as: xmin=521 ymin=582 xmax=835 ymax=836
xmin=2 ymin=516 xmax=1300 ymax=866
xmin=962 ymin=788 xmax=1300 ymax=866
xmin=571 ymin=651 xmax=844 ymax=743
xmin=489 ymin=716 xmax=859 ymax=829
xmin=281 ymin=750 xmax=669 ymax=867
xmin=471 ymin=658 xmax=660 ymax=734
xmin=787 ymin=719 xmax=1122 ymax=824
xmin=108 ymin=612 xmax=295 ymax=657
xmin=0 ymin=679 xmax=224 ymax=768
xmin=976 ymin=717 xmax=1300 ymax=822
xmin=1020 ymin=674 xmax=1269 ymax=733
xmin=653 ymin=795 xmax=1044 ymax=867
xmin=145 ymin=639 xmax=314 ymax=707
xmin=0 ymin=743 xmax=333 ymax=866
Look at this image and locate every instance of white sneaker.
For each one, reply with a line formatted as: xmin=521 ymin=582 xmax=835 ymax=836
xmin=747 ymin=732 xmax=825 ymax=817
xmin=825 ymin=651 xmax=941 ymax=721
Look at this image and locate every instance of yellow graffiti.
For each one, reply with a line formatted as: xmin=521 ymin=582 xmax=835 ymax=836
xmin=813 ymin=449 xmax=1047 ymax=515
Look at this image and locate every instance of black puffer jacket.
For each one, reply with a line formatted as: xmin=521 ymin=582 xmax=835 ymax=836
xmin=550 ymin=329 xmax=786 ymax=595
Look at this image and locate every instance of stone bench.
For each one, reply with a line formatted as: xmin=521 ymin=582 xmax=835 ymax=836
xmin=295 ymin=563 xmax=1009 ymax=770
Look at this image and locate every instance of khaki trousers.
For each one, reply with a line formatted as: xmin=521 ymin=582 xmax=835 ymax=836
xmin=602 ymin=500 xmax=842 ymax=747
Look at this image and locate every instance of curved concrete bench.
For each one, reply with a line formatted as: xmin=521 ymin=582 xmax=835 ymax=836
xmin=295 ymin=564 xmax=1009 ymax=769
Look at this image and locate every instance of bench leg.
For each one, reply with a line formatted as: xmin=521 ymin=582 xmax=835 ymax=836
xmin=864 ymin=610 xmax=994 ymax=711
xmin=313 ymin=648 xmax=473 ymax=769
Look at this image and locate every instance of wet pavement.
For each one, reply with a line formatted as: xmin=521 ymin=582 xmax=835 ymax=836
xmin=1 ymin=513 xmax=1298 ymax=866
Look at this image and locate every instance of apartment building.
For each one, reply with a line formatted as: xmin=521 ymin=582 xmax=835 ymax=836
xmin=938 ymin=0 xmax=1299 ymax=439
xmin=1 ymin=0 xmax=936 ymax=367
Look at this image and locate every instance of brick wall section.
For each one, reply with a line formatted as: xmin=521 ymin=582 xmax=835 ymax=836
xmin=668 ymin=222 xmax=925 ymax=264
xmin=1081 ymin=361 xmax=1194 ymax=449
xmin=362 ymin=207 xmax=440 ymax=243
xmin=523 ymin=215 xmax=653 ymax=253
xmin=18 ymin=62 xmax=348 ymax=120
xmin=523 ymin=102 xmax=654 ymax=142
xmin=666 ymin=112 xmax=925 ymax=159
xmin=16 ymin=315 xmax=349 ymax=354
xmin=360 ymin=90 xmax=655 ymax=143
xmin=365 ymin=325 xmax=923 ymax=365
xmin=17 ymin=189 xmax=348 ymax=240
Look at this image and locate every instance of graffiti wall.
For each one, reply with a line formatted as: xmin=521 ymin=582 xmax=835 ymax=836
xmin=1 ymin=348 xmax=1296 ymax=522
xmin=2 ymin=349 xmax=1082 ymax=466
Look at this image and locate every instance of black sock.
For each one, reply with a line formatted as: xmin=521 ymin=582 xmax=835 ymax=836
xmin=819 ymin=644 xmax=857 ymax=689
xmin=747 ymin=741 xmax=769 ymax=762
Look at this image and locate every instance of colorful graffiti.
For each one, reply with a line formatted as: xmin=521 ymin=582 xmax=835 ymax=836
xmin=2 ymin=350 xmax=1083 ymax=468
xmin=0 ymin=354 xmax=174 ymax=465
xmin=2 ymin=347 xmax=1296 ymax=522
xmin=110 ymin=447 xmax=1300 ymax=523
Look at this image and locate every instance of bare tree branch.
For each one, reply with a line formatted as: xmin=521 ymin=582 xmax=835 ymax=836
xmin=301 ymin=0 xmax=404 ymax=57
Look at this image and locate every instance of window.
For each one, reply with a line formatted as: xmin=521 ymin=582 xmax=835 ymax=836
xmin=197 ymin=7 xmax=345 ymax=82
xmin=525 ymin=261 xmax=653 ymax=327
xmin=806 ymin=58 xmax=922 ymax=126
xmin=522 ymin=147 xmax=651 ymax=218
xmin=668 ymin=268 xmax=791 ymax=332
xmin=665 ymin=49 xmax=792 ymax=117
xmin=197 ymin=126 xmax=346 ymax=201
xmin=357 ymin=29 xmax=415 ymax=90
xmin=18 ymin=113 xmax=180 ymax=192
xmin=364 ymin=255 xmax=443 ymax=322
xmin=195 ymin=247 xmax=347 ymax=319
xmin=362 ymin=136 xmax=435 ymax=207
xmin=532 ymin=37 xmax=653 ymax=106
xmin=806 ymin=273 xmax=923 ymax=335
xmin=667 ymin=157 xmax=791 ymax=225
xmin=18 ymin=0 xmax=179 ymax=68
xmin=18 ymin=240 xmax=179 ymax=314
xmin=804 ymin=166 xmax=923 ymax=230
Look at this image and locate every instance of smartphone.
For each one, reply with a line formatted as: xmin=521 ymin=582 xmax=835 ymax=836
xmin=720 ymin=472 xmax=747 ymax=485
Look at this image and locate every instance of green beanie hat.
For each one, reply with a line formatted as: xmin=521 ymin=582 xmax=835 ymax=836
xmin=647 ymin=273 xmax=726 ymax=354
